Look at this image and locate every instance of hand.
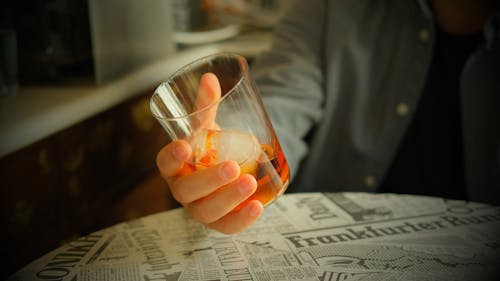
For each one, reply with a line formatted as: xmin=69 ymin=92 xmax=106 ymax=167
xmin=156 ymin=73 xmax=264 ymax=234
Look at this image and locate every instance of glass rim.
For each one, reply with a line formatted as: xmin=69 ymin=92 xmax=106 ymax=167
xmin=151 ymin=52 xmax=249 ymax=121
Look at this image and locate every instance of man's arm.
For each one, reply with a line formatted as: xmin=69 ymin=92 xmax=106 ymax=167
xmin=252 ymin=0 xmax=327 ymax=179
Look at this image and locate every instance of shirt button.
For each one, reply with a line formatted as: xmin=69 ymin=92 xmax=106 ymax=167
xmin=364 ymin=175 xmax=376 ymax=189
xmin=396 ymin=102 xmax=409 ymax=116
xmin=419 ymin=29 xmax=430 ymax=43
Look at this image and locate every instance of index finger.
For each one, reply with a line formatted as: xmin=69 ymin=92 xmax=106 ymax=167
xmin=193 ymin=72 xmax=221 ymax=130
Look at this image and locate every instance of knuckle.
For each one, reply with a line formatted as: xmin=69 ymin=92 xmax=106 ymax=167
xmin=190 ymin=205 xmax=217 ymax=225
xmin=171 ymin=181 xmax=191 ymax=204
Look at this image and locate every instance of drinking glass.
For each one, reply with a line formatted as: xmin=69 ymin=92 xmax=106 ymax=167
xmin=151 ymin=52 xmax=289 ymax=208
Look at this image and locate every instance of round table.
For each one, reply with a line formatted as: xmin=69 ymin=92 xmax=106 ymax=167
xmin=10 ymin=192 xmax=500 ymax=281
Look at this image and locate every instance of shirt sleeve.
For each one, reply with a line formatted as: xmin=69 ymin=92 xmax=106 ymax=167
xmin=251 ymin=0 xmax=327 ymax=180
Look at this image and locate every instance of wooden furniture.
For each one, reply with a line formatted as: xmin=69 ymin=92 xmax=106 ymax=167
xmin=0 ymin=91 xmax=179 ymax=277
xmin=0 ymin=32 xmax=271 ymax=279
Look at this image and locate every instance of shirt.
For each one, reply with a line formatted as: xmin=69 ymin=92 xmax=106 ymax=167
xmin=251 ymin=0 xmax=500 ymax=204
xmin=380 ymin=24 xmax=483 ymax=200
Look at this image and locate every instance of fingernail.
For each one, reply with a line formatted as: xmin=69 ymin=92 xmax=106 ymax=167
xmin=238 ymin=178 xmax=253 ymax=195
xmin=219 ymin=162 xmax=239 ymax=180
xmin=172 ymin=144 xmax=188 ymax=160
xmin=247 ymin=202 xmax=261 ymax=217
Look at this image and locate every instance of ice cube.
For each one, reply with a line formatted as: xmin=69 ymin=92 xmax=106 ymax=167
xmin=193 ymin=129 xmax=260 ymax=174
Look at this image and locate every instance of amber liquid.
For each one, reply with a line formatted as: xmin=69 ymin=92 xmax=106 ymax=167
xmin=181 ymin=142 xmax=290 ymax=210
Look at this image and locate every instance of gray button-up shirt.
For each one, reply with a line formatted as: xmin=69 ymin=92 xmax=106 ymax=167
xmin=251 ymin=0 xmax=500 ymax=204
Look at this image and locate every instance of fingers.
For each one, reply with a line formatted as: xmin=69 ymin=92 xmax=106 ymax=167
xmin=194 ymin=72 xmax=221 ymax=130
xmin=195 ymin=72 xmax=221 ymax=110
xmin=206 ymin=200 xmax=264 ymax=234
xmin=156 ymin=73 xmax=262 ymax=234
xmin=156 ymin=140 xmax=192 ymax=179
xmin=172 ymin=160 xmax=240 ymax=204
xmin=186 ymin=174 xmax=257 ymax=224
xmin=157 ymin=139 xmax=263 ymax=234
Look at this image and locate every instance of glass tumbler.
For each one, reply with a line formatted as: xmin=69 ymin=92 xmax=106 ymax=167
xmin=151 ymin=52 xmax=289 ymax=208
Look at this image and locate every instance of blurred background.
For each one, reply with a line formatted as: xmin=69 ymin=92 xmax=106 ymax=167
xmin=0 ymin=0 xmax=291 ymax=277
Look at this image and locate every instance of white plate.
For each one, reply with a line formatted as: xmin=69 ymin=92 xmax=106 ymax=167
xmin=172 ymin=24 xmax=241 ymax=45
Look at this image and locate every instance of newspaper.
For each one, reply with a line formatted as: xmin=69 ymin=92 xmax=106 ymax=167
xmin=9 ymin=192 xmax=500 ymax=281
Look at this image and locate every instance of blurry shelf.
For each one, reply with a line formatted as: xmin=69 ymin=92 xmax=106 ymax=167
xmin=0 ymin=31 xmax=271 ymax=158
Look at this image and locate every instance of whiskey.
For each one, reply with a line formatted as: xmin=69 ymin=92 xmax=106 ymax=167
xmin=179 ymin=129 xmax=290 ymax=209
